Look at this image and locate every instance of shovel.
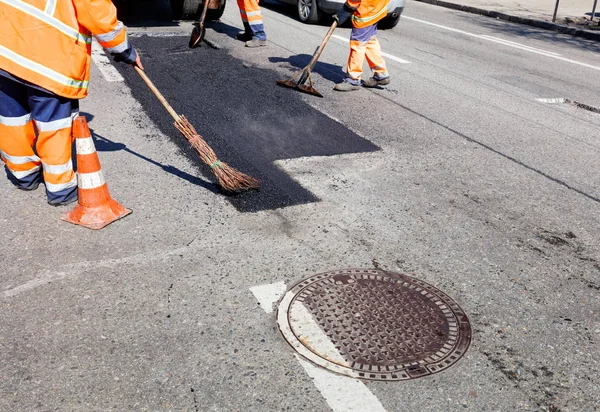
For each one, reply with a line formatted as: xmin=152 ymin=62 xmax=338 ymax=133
xmin=276 ymin=21 xmax=338 ymax=98
xmin=189 ymin=0 xmax=220 ymax=49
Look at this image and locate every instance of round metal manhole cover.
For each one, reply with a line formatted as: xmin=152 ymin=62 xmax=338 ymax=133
xmin=277 ymin=269 xmax=471 ymax=381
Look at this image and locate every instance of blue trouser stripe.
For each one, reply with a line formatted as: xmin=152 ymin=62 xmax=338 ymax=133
xmin=0 ymin=75 xmax=78 ymax=203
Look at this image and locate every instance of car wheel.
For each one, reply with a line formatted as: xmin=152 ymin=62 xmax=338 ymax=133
xmin=206 ymin=0 xmax=226 ymax=20
xmin=171 ymin=0 xmax=201 ymax=20
xmin=297 ymin=0 xmax=321 ymax=24
xmin=378 ymin=10 xmax=401 ymax=29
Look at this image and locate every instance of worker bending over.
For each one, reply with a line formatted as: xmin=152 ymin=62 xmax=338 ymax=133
xmin=0 ymin=0 xmax=142 ymax=206
xmin=333 ymin=0 xmax=391 ymax=91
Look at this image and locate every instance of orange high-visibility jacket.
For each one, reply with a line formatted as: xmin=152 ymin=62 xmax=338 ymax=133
xmin=347 ymin=0 xmax=389 ymax=28
xmin=0 ymin=0 xmax=130 ymax=99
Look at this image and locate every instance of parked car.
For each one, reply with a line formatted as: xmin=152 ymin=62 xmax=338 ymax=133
xmin=112 ymin=0 xmax=226 ymax=21
xmin=275 ymin=0 xmax=405 ymax=29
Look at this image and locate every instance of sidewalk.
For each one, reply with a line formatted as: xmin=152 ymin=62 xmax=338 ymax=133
xmin=413 ymin=0 xmax=600 ymax=41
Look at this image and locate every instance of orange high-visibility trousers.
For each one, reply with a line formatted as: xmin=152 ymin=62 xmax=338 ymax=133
xmin=346 ymin=24 xmax=388 ymax=82
xmin=237 ymin=0 xmax=267 ymax=40
xmin=0 ymin=75 xmax=78 ymax=204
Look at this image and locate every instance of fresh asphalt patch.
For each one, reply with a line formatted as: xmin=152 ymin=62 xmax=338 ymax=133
xmin=115 ymin=35 xmax=379 ymax=212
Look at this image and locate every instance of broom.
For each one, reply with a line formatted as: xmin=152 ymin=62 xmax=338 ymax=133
xmin=134 ymin=66 xmax=260 ymax=192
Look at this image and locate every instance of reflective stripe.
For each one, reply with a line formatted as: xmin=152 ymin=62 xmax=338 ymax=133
xmin=104 ymin=39 xmax=129 ymax=54
xmin=246 ymin=11 xmax=262 ymax=16
xmin=44 ymin=0 xmax=57 ymax=15
xmin=78 ymin=171 xmax=105 ymax=189
xmin=10 ymin=165 xmax=41 ymax=179
xmin=95 ymin=22 xmax=124 ymax=43
xmin=42 ymin=159 xmax=73 ymax=175
xmin=0 ymin=0 xmax=91 ymax=44
xmin=249 ymin=20 xmax=264 ymax=25
xmin=35 ymin=116 xmax=73 ymax=132
xmin=1 ymin=151 xmax=40 ymax=165
xmin=0 ymin=45 xmax=89 ymax=90
xmin=352 ymin=7 xmax=388 ymax=23
xmin=45 ymin=175 xmax=77 ymax=192
xmin=0 ymin=113 xmax=31 ymax=126
xmin=75 ymin=137 xmax=97 ymax=155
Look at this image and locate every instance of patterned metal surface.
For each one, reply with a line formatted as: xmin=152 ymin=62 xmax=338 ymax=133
xmin=277 ymin=269 xmax=471 ymax=381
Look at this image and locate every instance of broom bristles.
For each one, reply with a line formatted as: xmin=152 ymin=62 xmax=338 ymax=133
xmin=174 ymin=116 xmax=260 ymax=192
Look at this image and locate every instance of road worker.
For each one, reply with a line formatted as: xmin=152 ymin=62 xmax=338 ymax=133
xmin=333 ymin=0 xmax=391 ymax=91
xmin=235 ymin=0 xmax=268 ymax=47
xmin=0 ymin=0 xmax=142 ymax=206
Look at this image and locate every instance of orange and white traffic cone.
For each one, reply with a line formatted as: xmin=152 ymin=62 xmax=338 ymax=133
xmin=61 ymin=116 xmax=131 ymax=230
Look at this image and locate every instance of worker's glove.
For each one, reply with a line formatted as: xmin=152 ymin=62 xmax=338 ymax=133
xmin=333 ymin=3 xmax=354 ymax=25
xmin=112 ymin=44 xmax=138 ymax=65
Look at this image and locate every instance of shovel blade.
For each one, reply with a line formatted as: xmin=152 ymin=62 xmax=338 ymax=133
xmin=276 ymin=79 xmax=300 ymax=89
xmin=297 ymin=84 xmax=323 ymax=97
xmin=189 ymin=26 xmax=206 ymax=49
xmin=276 ymin=71 xmax=322 ymax=97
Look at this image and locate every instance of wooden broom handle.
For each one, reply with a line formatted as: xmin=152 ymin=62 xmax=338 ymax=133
xmin=307 ymin=21 xmax=337 ymax=72
xmin=134 ymin=66 xmax=180 ymax=121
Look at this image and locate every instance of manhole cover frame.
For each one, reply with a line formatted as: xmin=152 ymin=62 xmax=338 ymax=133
xmin=276 ymin=268 xmax=472 ymax=381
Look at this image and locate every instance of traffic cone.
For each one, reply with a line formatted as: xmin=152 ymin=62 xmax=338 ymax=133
xmin=61 ymin=116 xmax=131 ymax=230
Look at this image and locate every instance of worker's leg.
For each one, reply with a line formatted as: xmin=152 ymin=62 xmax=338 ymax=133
xmin=28 ymin=87 xmax=79 ymax=205
xmin=363 ymin=25 xmax=390 ymax=87
xmin=0 ymin=76 xmax=43 ymax=191
xmin=237 ymin=0 xmax=266 ymax=41
xmin=334 ymin=26 xmax=374 ymax=91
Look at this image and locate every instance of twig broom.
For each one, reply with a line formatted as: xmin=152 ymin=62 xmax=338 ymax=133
xmin=134 ymin=66 xmax=260 ymax=192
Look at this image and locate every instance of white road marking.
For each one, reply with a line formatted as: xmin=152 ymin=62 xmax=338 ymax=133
xmin=289 ymin=302 xmax=349 ymax=366
xmin=3 ymin=272 xmax=67 ymax=298
xmin=479 ymin=34 xmax=561 ymax=56
xmin=296 ymin=355 xmax=386 ymax=412
xmin=536 ymin=97 xmax=567 ymax=104
xmin=332 ymin=34 xmax=411 ymax=64
xmin=91 ymin=39 xmax=124 ymax=82
xmin=249 ymin=281 xmax=287 ymax=313
xmin=403 ymin=16 xmax=600 ymax=72
xmin=250 ymin=282 xmax=386 ymax=412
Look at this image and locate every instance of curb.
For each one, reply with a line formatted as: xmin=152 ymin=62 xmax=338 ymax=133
xmin=413 ymin=0 xmax=600 ymax=42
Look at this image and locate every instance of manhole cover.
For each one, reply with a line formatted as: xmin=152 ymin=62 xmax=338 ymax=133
xmin=277 ymin=269 xmax=471 ymax=381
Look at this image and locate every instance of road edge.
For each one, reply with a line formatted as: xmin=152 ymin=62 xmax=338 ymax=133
xmin=412 ymin=0 xmax=600 ymax=42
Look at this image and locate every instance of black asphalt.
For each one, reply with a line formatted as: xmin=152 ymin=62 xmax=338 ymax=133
xmin=114 ymin=35 xmax=379 ymax=212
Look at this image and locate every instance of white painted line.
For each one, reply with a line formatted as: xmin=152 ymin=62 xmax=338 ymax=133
xmin=297 ymin=355 xmax=386 ymax=412
xmin=91 ymin=39 xmax=124 ymax=82
xmin=536 ymin=97 xmax=567 ymax=104
xmin=403 ymin=15 xmax=600 ymax=72
xmin=128 ymin=32 xmax=188 ymax=37
xmin=289 ymin=302 xmax=349 ymax=366
xmin=332 ymin=34 xmax=411 ymax=64
xmin=250 ymin=282 xmax=386 ymax=412
xmin=3 ymin=272 xmax=67 ymax=298
xmin=249 ymin=281 xmax=287 ymax=313
xmin=479 ymin=35 xmax=561 ymax=56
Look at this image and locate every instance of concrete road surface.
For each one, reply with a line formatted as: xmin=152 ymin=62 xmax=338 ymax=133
xmin=1 ymin=1 xmax=599 ymax=411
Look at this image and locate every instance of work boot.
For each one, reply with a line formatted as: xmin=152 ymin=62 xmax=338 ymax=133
xmin=235 ymin=32 xmax=253 ymax=42
xmin=245 ymin=39 xmax=267 ymax=48
xmin=362 ymin=74 xmax=391 ymax=88
xmin=333 ymin=80 xmax=361 ymax=92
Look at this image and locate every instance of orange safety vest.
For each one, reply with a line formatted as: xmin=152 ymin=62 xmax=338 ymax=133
xmin=347 ymin=0 xmax=389 ymax=28
xmin=0 ymin=0 xmax=129 ymax=99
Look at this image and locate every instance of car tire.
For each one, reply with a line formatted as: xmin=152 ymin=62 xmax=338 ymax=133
xmin=206 ymin=0 xmax=226 ymax=20
xmin=171 ymin=0 xmax=202 ymax=20
xmin=297 ymin=0 xmax=321 ymax=24
xmin=378 ymin=9 xmax=401 ymax=29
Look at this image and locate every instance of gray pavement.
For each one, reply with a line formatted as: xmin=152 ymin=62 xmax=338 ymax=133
xmin=1 ymin=1 xmax=600 ymax=411
xmin=414 ymin=0 xmax=600 ymax=40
